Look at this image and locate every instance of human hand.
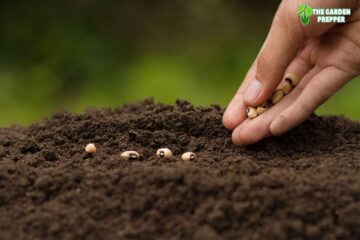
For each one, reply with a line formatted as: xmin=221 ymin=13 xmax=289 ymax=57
xmin=223 ymin=0 xmax=360 ymax=145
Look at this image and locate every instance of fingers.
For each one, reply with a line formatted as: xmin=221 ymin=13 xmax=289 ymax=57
xmin=224 ymin=1 xmax=311 ymax=130
xmin=243 ymin=0 xmax=306 ymax=106
xmin=224 ymin=0 xmax=352 ymax=133
xmin=270 ymin=66 xmax=353 ymax=136
xmin=243 ymin=0 xmax=341 ymax=107
xmin=231 ymin=64 xmax=319 ymax=146
xmin=224 ymin=1 xmax=303 ymax=130
xmin=223 ymin=41 xmax=312 ymax=130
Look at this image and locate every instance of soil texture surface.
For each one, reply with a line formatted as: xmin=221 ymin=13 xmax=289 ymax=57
xmin=0 ymin=99 xmax=359 ymax=240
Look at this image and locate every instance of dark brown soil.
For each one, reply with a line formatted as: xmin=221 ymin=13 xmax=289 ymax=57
xmin=0 ymin=99 xmax=359 ymax=240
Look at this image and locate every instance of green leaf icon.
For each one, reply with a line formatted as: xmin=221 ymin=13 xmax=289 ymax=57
xmin=297 ymin=4 xmax=312 ymax=25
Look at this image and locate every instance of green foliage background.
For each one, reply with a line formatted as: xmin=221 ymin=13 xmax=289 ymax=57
xmin=0 ymin=0 xmax=359 ymax=127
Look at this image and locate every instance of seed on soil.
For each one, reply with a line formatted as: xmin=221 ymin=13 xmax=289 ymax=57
xmin=120 ymin=151 xmax=139 ymax=160
xmin=285 ymin=73 xmax=300 ymax=86
xmin=156 ymin=148 xmax=173 ymax=158
xmin=271 ymin=89 xmax=284 ymax=104
xmin=256 ymin=102 xmax=268 ymax=115
xmin=181 ymin=152 xmax=196 ymax=161
xmin=85 ymin=143 xmax=96 ymax=154
xmin=282 ymin=81 xmax=293 ymax=95
xmin=247 ymin=107 xmax=258 ymax=119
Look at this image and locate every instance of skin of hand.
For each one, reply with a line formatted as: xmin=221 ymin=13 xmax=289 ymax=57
xmin=223 ymin=0 xmax=360 ymax=146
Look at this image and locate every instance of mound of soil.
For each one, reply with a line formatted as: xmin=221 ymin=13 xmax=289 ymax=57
xmin=0 ymin=99 xmax=359 ymax=240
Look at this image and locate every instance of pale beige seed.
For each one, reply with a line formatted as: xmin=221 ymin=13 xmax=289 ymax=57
xmin=256 ymin=102 xmax=268 ymax=115
xmin=271 ymin=89 xmax=284 ymax=104
xmin=181 ymin=152 xmax=196 ymax=161
xmin=156 ymin=148 xmax=173 ymax=158
xmin=282 ymin=81 xmax=293 ymax=95
xmin=247 ymin=107 xmax=257 ymax=119
xmin=85 ymin=143 xmax=96 ymax=154
xmin=285 ymin=73 xmax=300 ymax=86
xmin=121 ymin=151 xmax=139 ymax=160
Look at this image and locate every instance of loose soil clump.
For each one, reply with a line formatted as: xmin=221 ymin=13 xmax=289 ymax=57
xmin=0 ymin=99 xmax=359 ymax=240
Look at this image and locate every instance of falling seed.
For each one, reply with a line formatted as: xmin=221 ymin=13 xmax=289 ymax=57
xmin=271 ymin=89 xmax=284 ymax=104
xmin=181 ymin=152 xmax=196 ymax=161
xmin=120 ymin=151 xmax=139 ymax=160
xmin=247 ymin=107 xmax=257 ymax=119
xmin=156 ymin=148 xmax=173 ymax=158
xmin=256 ymin=102 xmax=268 ymax=115
xmin=282 ymin=81 xmax=293 ymax=95
xmin=85 ymin=143 xmax=96 ymax=154
xmin=285 ymin=73 xmax=300 ymax=86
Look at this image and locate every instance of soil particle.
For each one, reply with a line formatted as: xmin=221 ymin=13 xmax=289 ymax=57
xmin=0 ymin=99 xmax=359 ymax=240
xmin=193 ymin=225 xmax=221 ymax=240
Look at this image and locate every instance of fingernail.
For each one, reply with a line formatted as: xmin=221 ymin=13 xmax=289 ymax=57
xmin=244 ymin=80 xmax=262 ymax=103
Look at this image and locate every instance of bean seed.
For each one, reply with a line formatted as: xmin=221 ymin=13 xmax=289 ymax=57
xmin=85 ymin=143 xmax=96 ymax=154
xmin=256 ymin=102 xmax=268 ymax=115
xmin=285 ymin=73 xmax=299 ymax=86
xmin=271 ymin=89 xmax=284 ymax=104
xmin=181 ymin=152 xmax=196 ymax=161
xmin=282 ymin=81 xmax=293 ymax=95
xmin=247 ymin=107 xmax=258 ymax=119
xmin=156 ymin=148 xmax=173 ymax=158
xmin=121 ymin=151 xmax=139 ymax=160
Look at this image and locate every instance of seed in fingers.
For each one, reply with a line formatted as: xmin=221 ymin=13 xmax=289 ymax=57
xmin=246 ymin=107 xmax=258 ymax=119
xmin=256 ymin=102 xmax=268 ymax=115
xmin=285 ymin=73 xmax=300 ymax=86
xmin=271 ymin=89 xmax=284 ymax=104
xmin=282 ymin=81 xmax=293 ymax=95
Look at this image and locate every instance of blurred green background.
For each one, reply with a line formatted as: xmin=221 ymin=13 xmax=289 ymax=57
xmin=0 ymin=0 xmax=359 ymax=127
